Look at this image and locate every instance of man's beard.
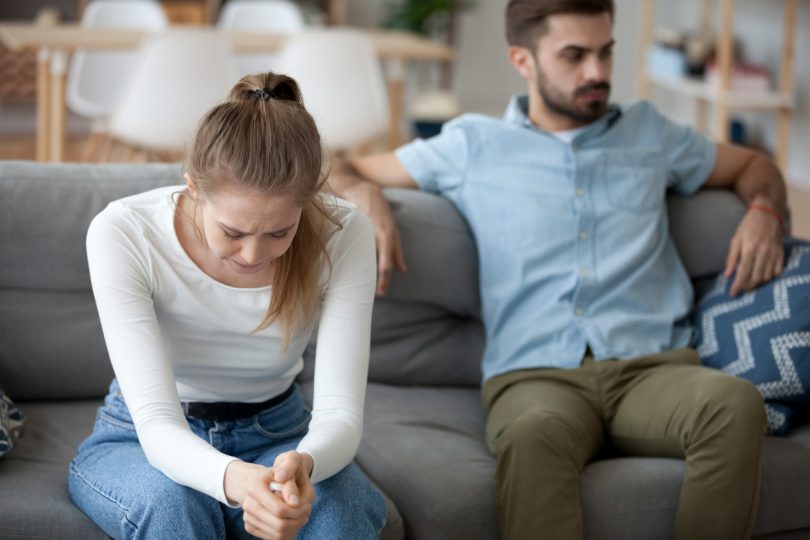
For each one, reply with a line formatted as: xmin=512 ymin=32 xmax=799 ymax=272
xmin=537 ymin=67 xmax=611 ymax=124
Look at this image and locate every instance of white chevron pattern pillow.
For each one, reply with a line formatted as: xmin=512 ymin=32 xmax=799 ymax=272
xmin=693 ymin=239 xmax=810 ymax=435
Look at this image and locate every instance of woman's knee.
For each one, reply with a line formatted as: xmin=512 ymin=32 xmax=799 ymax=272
xmin=69 ymin=463 xmax=224 ymax=540
xmin=303 ymin=464 xmax=387 ymax=540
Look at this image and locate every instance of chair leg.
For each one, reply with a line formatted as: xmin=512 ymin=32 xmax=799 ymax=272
xmin=80 ymin=131 xmax=104 ymax=162
xmin=97 ymin=133 xmax=114 ymax=162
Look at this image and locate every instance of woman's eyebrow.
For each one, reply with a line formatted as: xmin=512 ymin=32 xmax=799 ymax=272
xmin=217 ymin=221 xmax=295 ymax=235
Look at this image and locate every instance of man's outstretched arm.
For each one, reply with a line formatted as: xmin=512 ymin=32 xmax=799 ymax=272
xmin=327 ymin=153 xmax=418 ymax=296
xmin=703 ymin=143 xmax=788 ymax=296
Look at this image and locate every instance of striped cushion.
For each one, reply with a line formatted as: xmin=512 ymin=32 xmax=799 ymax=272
xmin=693 ymin=238 xmax=810 ymax=435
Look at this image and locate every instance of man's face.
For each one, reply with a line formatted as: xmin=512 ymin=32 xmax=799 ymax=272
xmin=528 ymin=12 xmax=615 ymax=124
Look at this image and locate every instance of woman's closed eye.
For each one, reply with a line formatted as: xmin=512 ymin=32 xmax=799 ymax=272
xmin=222 ymin=228 xmax=289 ymax=240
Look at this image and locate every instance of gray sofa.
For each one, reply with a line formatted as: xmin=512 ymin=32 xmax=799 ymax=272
xmin=1 ymin=160 xmax=809 ymax=540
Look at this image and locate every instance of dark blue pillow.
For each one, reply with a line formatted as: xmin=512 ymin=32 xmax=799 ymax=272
xmin=692 ymin=238 xmax=810 ymax=435
xmin=0 ymin=387 xmax=26 ymax=458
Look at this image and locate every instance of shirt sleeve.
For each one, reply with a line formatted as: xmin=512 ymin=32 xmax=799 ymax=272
xmin=652 ymin=105 xmax=718 ymax=195
xmin=86 ymin=207 xmax=239 ymax=506
xmin=394 ymin=118 xmax=470 ymax=195
xmin=296 ymin=207 xmax=377 ymax=483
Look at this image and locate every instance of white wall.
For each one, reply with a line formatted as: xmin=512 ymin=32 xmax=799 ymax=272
xmin=347 ymin=0 xmax=806 ymax=188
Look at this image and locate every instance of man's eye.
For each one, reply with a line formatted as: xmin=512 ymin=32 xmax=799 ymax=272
xmin=564 ymin=51 xmax=583 ymax=62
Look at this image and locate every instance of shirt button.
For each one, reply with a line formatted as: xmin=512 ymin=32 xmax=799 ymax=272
xmin=575 ymin=308 xmax=584 ymax=316
xmin=579 ymin=268 xmax=589 ymax=277
xmin=575 ymin=188 xmax=585 ymax=197
xmin=579 ymin=230 xmax=588 ymax=240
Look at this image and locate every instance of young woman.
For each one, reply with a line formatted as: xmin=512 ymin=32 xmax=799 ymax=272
xmin=69 ymin=72 xmax=386 ymax=540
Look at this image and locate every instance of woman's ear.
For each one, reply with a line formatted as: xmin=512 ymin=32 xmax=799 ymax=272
xmin=184 ymin=173 xmax=199 ymax=200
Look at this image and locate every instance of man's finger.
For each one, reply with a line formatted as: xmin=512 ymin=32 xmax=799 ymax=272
xmin=748 ymin=249 xmax=770 ymax=290
xmin=724 ymin=236 xmax=741 ymax=278
xmin=730 ymin=252 xmax=753 ymax=297
xmin=394 ymin=233 xmax=407 ymax=273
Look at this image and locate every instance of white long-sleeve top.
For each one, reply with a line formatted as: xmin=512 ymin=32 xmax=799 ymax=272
xmin=86 ymin=185 xmax=376 ymax=505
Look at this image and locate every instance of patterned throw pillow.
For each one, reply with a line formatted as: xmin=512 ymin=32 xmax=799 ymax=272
xmin=692 ymin=238 xmax=810 ymax=435
xmin=0 ymin=388 xmax=26 ymax=458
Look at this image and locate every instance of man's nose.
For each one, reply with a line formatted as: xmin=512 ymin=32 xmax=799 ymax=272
xmin=583 ymin=56 xmax=608 ymax=82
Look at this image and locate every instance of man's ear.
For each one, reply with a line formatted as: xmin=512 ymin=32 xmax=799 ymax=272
xmin=508 ymin=45 xmax=536 ymax=82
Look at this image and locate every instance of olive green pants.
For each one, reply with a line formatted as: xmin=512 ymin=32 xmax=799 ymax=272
xmin=482 ymin=348 xmax=766 ymax=540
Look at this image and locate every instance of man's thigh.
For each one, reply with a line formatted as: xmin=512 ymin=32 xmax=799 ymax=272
xmin=608 ymin=354 xmax=763 ymax=457
xmin=482 ymin=369 xmax=604 ymax=462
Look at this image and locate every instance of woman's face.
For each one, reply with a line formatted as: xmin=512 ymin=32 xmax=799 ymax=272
xmin=188 ymin=178 xmax=302 ymax=278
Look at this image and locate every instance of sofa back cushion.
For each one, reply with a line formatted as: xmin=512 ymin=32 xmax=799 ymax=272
xmin=301 ymin=188 xmax=746 ymax=388
xmin=364 ymin=189 xmax=485 ymax=386
xmin=0 ymin=161 xmax=746 ymax=396
xmin=0 ymin=161 xmax=183 ymax=400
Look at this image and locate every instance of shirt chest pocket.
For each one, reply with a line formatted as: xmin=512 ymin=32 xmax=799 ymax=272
xmin=601 ymin=151 xmax=666 ymax=213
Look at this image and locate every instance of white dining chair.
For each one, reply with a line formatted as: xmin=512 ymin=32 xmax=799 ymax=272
xmin=217 ymin=0 xmax=305 ymax=77
xmin=66 ymin=0 xmax=168 ymax=160
xmin=275 ymin=29 xmax=389 ymax=153
xmin=107 ymin=29 xmax=238 ymax=157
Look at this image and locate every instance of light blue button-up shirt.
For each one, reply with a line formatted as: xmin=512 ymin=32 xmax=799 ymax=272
xmin=395 ymin=96 xmax=718 ymax=382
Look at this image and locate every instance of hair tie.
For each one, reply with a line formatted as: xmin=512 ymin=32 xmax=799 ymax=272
xmin=250 ymin=88 xmax=272 ymax=101
xmin=250 ymin=86 xmax=296 ymax=102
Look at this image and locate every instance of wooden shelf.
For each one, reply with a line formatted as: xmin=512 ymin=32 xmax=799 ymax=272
xmin=647 ymin=74 xmax=795 ymax=110
xmin=638 ymin=0 xmax=797 ymax=171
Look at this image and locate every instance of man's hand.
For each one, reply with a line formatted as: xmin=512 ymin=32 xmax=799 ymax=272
xmin=224 ymin=456 xmax=314 ymax=540
xmin=343 ymin=181 xmax=407 ymax=296
xmin=724 ymin=202 xmax=784 ymax=297
xmin=326 ymin=153 xmax=416 ymax=296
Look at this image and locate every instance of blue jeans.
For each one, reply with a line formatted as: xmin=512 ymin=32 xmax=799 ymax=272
xmin=69 ymin=380 xmax=386 ymax=540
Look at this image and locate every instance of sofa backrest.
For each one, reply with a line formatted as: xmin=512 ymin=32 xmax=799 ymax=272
xmin=0 ymin=161 xmax=746 ymax=399
xmin=0 ymin=161 xmax=183 ymax=400
xmin=301 ymin=187 xmax=746 ymax=388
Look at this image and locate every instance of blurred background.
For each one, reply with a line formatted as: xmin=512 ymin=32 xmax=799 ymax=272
xmin=0 ymin=0 xmax=807 ymax=234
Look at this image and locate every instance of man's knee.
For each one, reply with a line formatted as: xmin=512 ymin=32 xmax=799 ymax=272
xmin=495 ymin=411 xmax=588 ymax=464
xmin=690 ymin=371 xmax=765 ymax=438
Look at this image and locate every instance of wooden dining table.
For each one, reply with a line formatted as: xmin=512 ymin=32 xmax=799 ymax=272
xmin=0 ymin=22 xmax=453 ymax=162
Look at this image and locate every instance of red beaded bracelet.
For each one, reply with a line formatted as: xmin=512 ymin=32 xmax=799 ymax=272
xmin=748 ymin=204 xmax=787 ymax=235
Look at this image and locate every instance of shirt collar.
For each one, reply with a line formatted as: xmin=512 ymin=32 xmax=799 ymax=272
xmin=503 ymin=93 xmax=622 ymax=142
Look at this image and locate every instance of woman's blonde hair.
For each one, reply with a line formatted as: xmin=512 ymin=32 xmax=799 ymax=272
xmin=185 ymin=72 xmax=340 ymax=347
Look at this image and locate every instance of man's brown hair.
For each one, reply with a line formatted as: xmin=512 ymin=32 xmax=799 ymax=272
xmin=506 ymin=0 xmax=614 ymax=48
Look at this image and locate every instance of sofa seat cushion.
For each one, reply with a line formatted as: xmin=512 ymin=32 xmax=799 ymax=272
xmin=0 ymin=400 xmax=108 ymax=540
xmin=347 ymin=383 xmax=810 ymax=540
xmin=353 ymin=383 xmax=499 ymax=540
xmin=694 ymin=239 xmax=810 ymax=434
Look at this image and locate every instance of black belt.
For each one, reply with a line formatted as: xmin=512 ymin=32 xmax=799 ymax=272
xmin=182 ymin=384 xmax=296 ymax=422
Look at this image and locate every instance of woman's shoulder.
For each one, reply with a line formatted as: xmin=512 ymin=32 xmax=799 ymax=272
xmin=320 ymin=194 xmax=373 ymax=242
xmin=88 ymin=185 xmax=183 ymax=249
xmin=92 ymin=185 xmax=182 ymax=226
